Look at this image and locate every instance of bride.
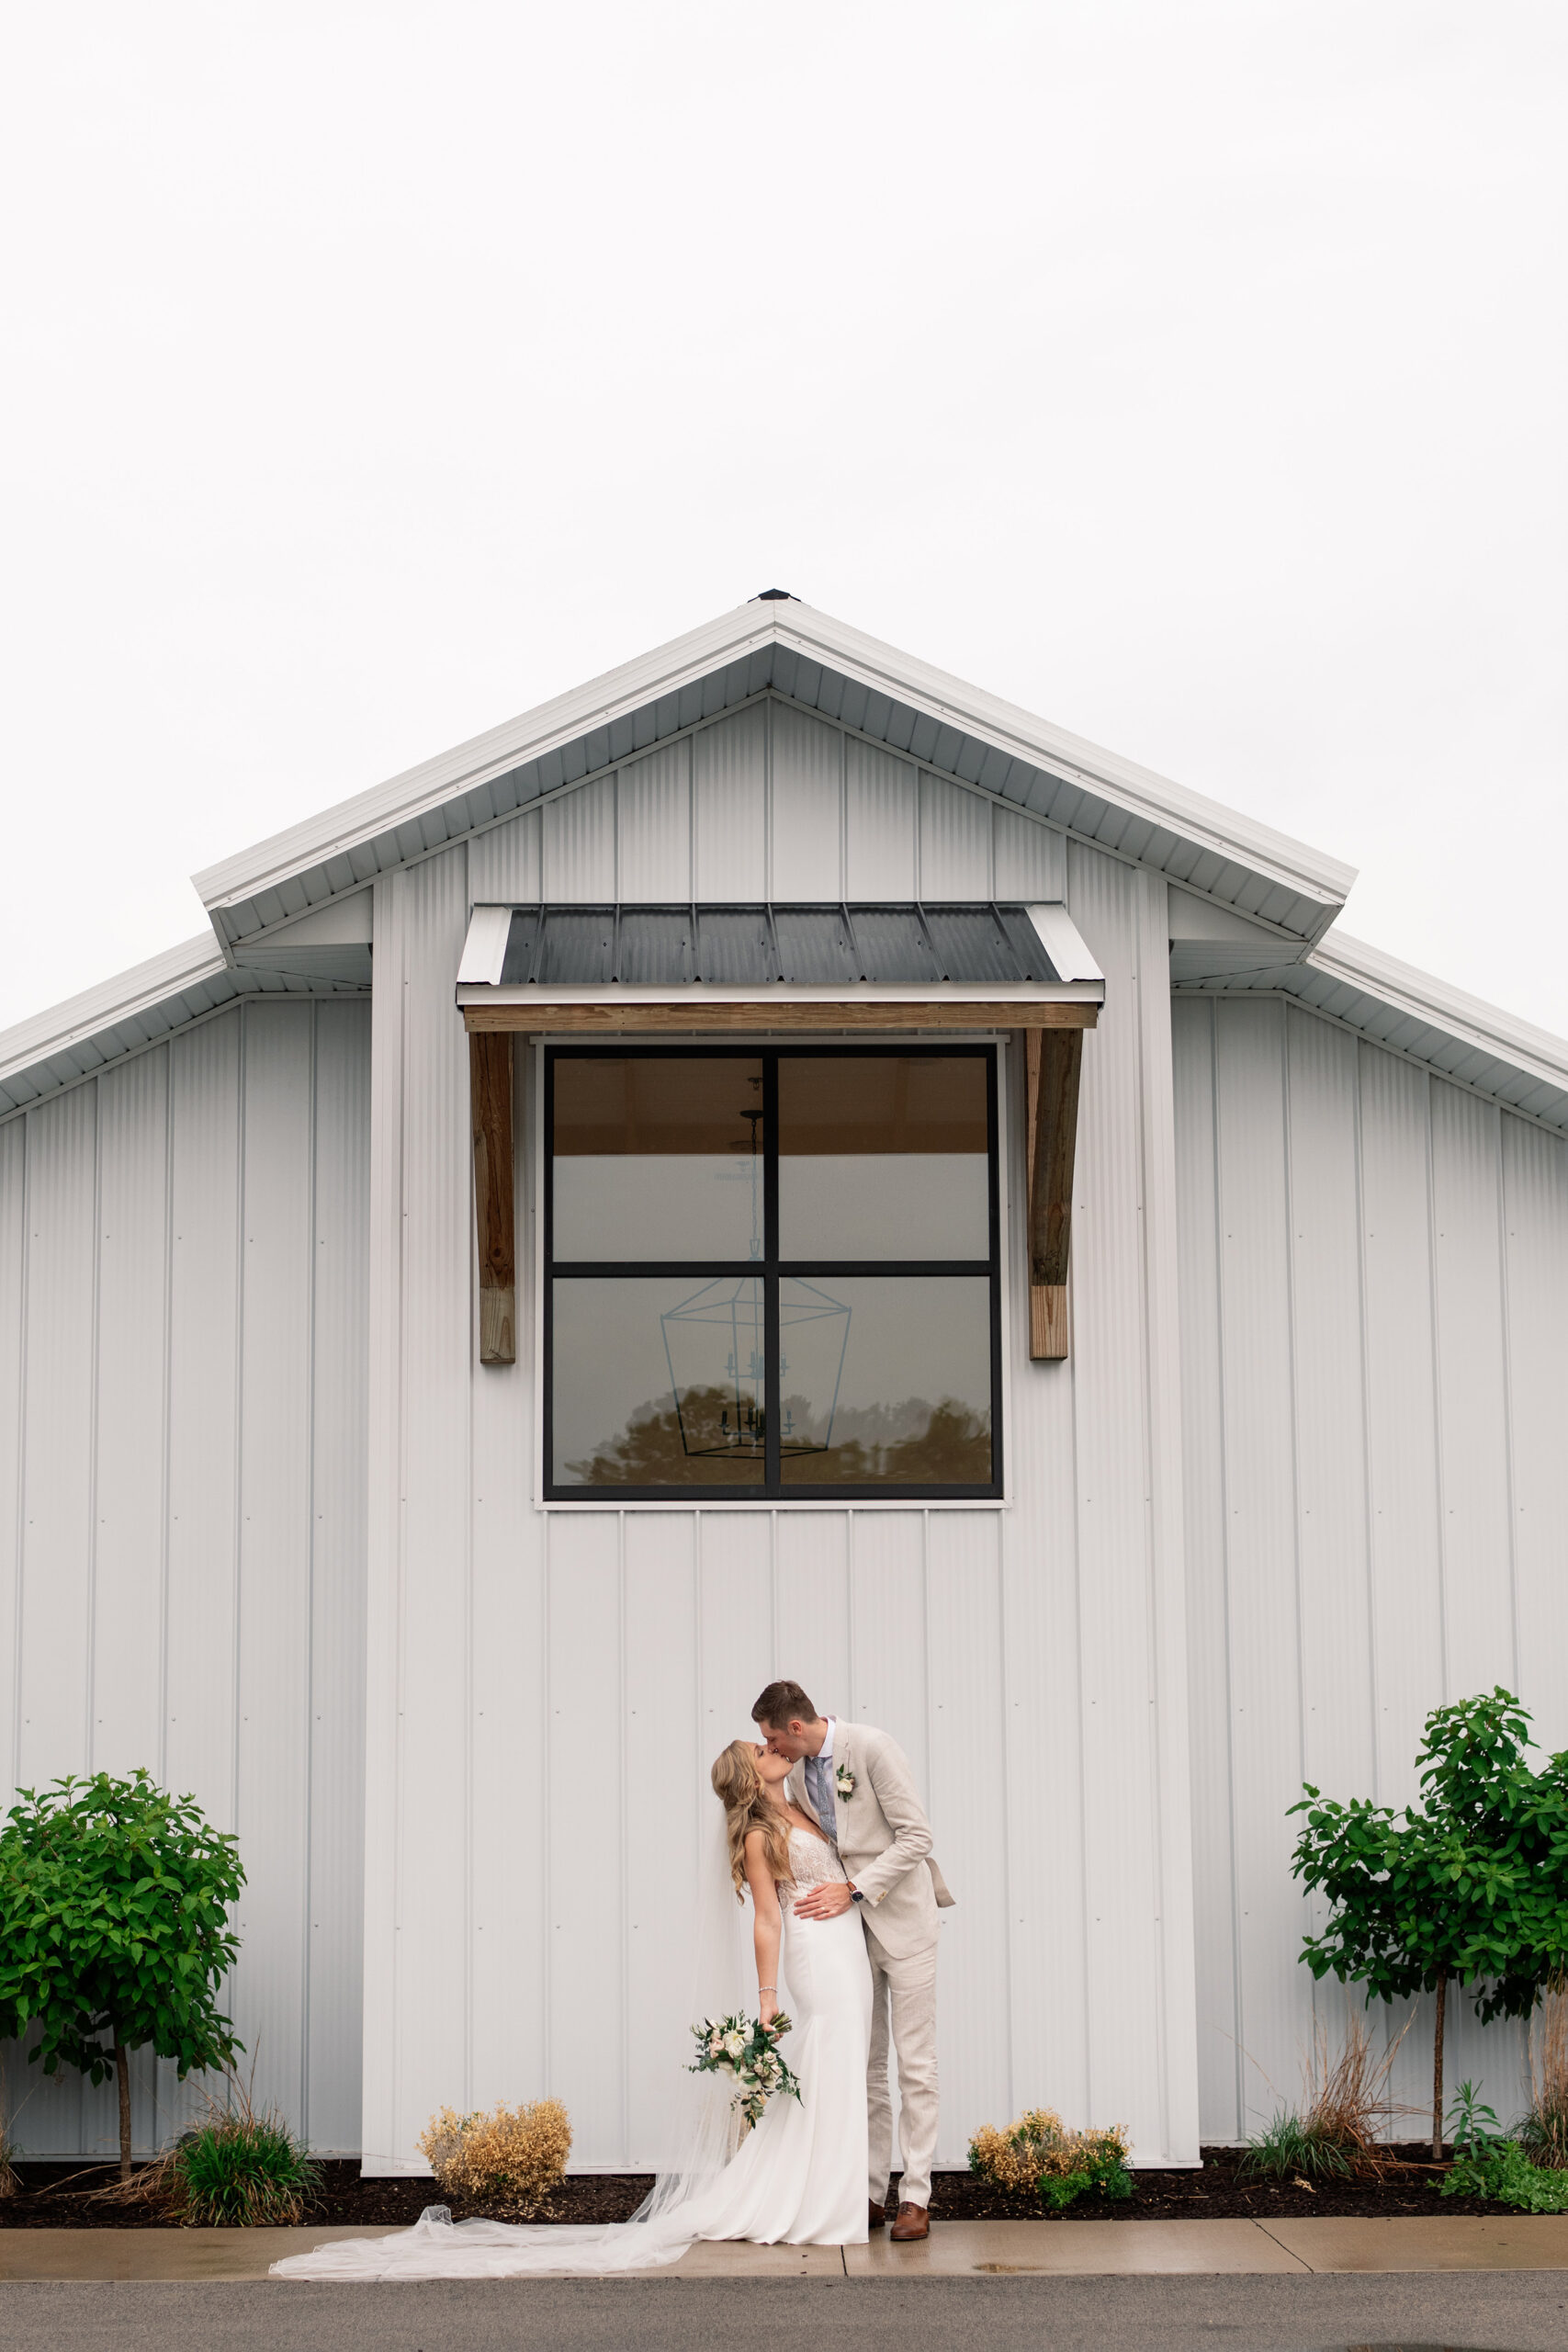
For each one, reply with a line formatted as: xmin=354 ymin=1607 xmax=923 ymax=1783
xmin=272 ymin=1740 xmax=872 ymax=2278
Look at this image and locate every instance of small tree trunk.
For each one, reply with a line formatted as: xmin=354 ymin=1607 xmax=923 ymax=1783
xmin=114 ymin=2040 xmax=131 ymax=2183
xmin=1431 ymin=1973 xmax=1448 ymax=2163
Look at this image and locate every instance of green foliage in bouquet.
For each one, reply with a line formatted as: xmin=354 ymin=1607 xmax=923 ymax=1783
xmin=0 ymin=1770 xmax=244 ymax=2180
xmin=689 ymin=2010 xmax=802 ymax=2132
xmin=968 ymin=2108 xmax=1134 ymax=2214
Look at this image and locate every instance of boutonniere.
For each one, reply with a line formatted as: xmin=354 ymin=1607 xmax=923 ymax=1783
xmin=835 ymin=1763 xmax=856 ymax=1801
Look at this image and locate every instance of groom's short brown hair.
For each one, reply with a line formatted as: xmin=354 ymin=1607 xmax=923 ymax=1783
xmin=752 ymin=1679 xmax=818 ymax=1730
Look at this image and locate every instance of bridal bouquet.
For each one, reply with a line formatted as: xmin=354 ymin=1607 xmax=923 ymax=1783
xmin=689 ymin=2010 xmax=802 ymax=2132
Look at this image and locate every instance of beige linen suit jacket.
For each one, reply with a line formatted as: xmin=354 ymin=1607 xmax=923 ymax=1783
xmin=788 ymin=1718 xmax=954 ymax=1962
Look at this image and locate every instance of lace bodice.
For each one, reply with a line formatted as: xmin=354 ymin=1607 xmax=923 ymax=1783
xmin=780 ymin=1823 xmax=847 ymax=1909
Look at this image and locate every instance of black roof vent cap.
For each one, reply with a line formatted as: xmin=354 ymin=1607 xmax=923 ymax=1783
xmin=752 ymin=587 xmax=798 ymax=601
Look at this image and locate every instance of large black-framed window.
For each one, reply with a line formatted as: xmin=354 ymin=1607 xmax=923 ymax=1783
xmin=544 ymin=1044 xmax=1003 ymax=1501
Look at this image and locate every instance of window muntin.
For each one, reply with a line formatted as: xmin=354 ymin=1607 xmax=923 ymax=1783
xmin=545 ymin=1045 xmax=1000 ymax=1501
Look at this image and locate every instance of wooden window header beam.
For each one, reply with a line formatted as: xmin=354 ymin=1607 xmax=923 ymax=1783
xmin=463 ymin=1001 xmax=1098 ymax=1035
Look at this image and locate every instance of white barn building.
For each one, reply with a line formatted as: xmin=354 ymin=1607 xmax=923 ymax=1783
xmin=3 ymin=597 xmax=1566 ymax=2170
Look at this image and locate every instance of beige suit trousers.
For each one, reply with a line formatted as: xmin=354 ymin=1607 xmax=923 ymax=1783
xmin=865 ymin=1930 xmax=939 ymax=2211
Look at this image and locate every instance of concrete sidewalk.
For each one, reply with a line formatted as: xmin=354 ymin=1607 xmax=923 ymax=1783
xmin=6 ymin=2214 xmax=1568 ymax=2279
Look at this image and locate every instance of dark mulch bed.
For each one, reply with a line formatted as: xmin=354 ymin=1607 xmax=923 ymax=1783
xmin=1 ymin=2146 xmax=1495 ymax=2228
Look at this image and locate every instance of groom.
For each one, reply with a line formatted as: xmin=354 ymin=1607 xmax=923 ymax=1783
xmin=752 ymin=1679 xmax=953 ymax=2244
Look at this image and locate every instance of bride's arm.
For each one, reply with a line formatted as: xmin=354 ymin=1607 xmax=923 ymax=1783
xmin=741 ymin=1829 xmax=783 ymax=2026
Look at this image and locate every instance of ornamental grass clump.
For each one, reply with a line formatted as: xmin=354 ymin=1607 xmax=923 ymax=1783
xmin=968 ymin=2108 xmax=1133 ymax=2214
xmin=169 ymin=2105 xmax=320 ymax=2226
xmin=418 ymin=2099 xmax=572 ymax=2218
xmin=1241 ymin=2009 xmax=1409 ymax=2182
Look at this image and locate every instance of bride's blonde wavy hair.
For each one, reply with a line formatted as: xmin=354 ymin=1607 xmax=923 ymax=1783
xmin=711 ymin=1740 xmax=794 ymax=1898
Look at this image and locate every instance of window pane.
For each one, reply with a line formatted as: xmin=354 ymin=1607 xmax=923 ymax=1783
xmin=778 ymin=1275 xmax=993 ymax=1486
xmin=777 ymin=1056 xmax=988 ymax=1260
xmin=552 ymin=1057 xmax=765 ymax=1261
xmin=552 ymin=1277 xmax=765 ymax=1487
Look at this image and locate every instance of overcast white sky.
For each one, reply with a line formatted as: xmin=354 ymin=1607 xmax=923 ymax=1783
xmin=2 ymin=3 xmax=1563 ymax=1035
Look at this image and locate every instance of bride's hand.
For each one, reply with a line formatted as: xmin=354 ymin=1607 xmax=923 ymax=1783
xmin=759 ymin=1988 xmax=779 ymax=2028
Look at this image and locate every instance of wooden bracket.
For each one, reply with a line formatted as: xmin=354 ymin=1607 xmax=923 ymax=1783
xmin=469 ymin=1032 xmax=515 ymax=1365
xmin=1025 ymin=1027 xmax=1084 ymax=1361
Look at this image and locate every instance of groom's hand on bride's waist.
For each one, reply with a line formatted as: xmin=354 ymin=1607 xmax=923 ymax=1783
xmin=793 ymin=1881 xmax=858 ymax=1920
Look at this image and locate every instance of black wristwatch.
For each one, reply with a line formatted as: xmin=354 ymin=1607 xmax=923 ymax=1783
xmin=850 ymin=1888 xmax=865 ymax=1904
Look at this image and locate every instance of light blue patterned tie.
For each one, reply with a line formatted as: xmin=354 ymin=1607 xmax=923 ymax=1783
xmin=807 ymin=1751 xmax=838 ymax=1846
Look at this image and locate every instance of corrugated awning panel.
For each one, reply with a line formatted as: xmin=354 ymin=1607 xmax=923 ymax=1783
xmin=491 ymin=904 xmax=1064 ymax=989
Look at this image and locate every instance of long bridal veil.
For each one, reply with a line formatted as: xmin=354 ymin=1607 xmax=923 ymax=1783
xmin=272 ymin=1805 xmax=761 ymax=2278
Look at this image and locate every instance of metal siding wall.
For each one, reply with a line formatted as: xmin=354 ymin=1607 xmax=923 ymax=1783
xmin=1173 ymin=1001 xmax=1562 ymax=2140
xmin=1065 ymin=844 xmax=1184 ymax=2153
xmin=89 ymin=1052 xmax=169 ymax=1781
xmin=617 ymin=741 xmax=693 ymax=899
xmin=543 ymin=775 xmax=615 ymax=899
xmin=1429 ymin=1088 xmax=1516 ymax=1694
xmin=1501 ymin=1119 xmax=1568 ymax=1750
xmin=467 ymin=806 xmax=542 ymax=903
xmin=391 ymin=852 xmax=473 ymax=2153
xmin=308 ymin=1001 xmax=371 ymax=2150
xmin=0 ymin=1002 xmax=371 ymax=2155
xmin=693 ymin=704 xmax=766 ymax=897
xmin=362 ymin=822 xmax=1198 ymax=2176
xmin=993 ymin=806 xmax=1066 ymax=899
xmin=919 ymin=773 xmax=991 ymax=898
xmin=845 ymin=741 xmax=916 ymax=899
xmin=0 ymin=1121 xmax=23 ymax=1812
xmin=769 ymin=703 xmax=843 ymax=899
xmin=1171 ymin=998 xmax=1243 ymax=2136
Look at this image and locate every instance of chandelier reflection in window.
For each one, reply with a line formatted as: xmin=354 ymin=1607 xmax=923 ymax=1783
xmin=660 ymin=1277 xmax=851 ymax=1460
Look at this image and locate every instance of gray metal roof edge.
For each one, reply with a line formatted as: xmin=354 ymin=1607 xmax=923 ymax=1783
xmin=190 ymin=600 xmax=1356 ymax=933
xmin=1308 ymin=929 xmax=1568 ymax=1092
xmin=0 ymin=933 xmax=230 ymax=1088
xmin=1174 ymin=925 xmax=1568 ymax=1114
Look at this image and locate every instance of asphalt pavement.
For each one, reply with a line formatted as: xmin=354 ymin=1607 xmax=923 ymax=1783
xmin=4 ymin=2274 xmax=1568 ymax=2352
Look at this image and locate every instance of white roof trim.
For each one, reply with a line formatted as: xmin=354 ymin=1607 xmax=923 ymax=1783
xmin=193 ymin=601 xmax=1356 ymax=949
xmin=1178 ymin=927 xmax=1568 ymax=1131
xmin=1026 ymin=903 xmax=1103 ymax=986
xmin=457 ymin=979 xmax=1105 ymax=1012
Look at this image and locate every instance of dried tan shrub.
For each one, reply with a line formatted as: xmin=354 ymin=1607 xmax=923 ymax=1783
xmin=1298 ymin=2007 xmax=1413 ymax=2180
xmin=418 ymin=2099 xmax=572 ymax=2217
xmin=968 ymin=2107 xmax=1131 ymax=2194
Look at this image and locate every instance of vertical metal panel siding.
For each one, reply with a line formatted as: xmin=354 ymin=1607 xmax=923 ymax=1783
xmin=457 ymin=699 xmax=1068 ymax=927
xmin=362 ymin=813 xmax=1198 ymax=2173
xmin=1501 ymin=1119 xmax=1568 ymax=1751
xmin=845 ymin=741 xmax=917 ymax=899
xmin=0 ymin=1001 xmax=372 ymax=2155
xmin=1172 ymin=1000 xmax=1563 ymax=2139
xmin=769 ymin=704 xmax=844 ymax=899
xmin=1064 ymin=843 xmax=1200 ymax=2160
xmin=694 ymin=704 xmax=767 ymax=898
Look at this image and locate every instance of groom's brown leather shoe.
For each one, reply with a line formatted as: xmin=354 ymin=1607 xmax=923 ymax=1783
xmin=868 ymin=2199 xmax=886 ymax=2230
xmin=889 ymin=2202 xmax=929 ymax=2242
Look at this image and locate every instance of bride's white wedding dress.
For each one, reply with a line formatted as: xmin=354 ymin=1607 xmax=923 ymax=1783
xmin=272 ymin=1825 xmax=871 ymax=2279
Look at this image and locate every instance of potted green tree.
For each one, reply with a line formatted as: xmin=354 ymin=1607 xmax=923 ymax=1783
xmin=1291 ymin=1690 xmax=1568 ymax=2160
xmin=0 ymin=1770 xmax=244 ymax=2180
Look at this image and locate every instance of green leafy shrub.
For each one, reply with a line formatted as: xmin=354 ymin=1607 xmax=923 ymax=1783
xmin=1290 ymin=1690 xmax=1568 ymax=2161
xmin=0 ymin=1770 xmax=244 ymax=2179
xmin=170 ymin=2106 xmax=320 ymax=2226
xmin=968 ymin=2108 xmax=1134 ymax=2214
xmin=1445 ymin=2143 xmax=1568 ymax=2213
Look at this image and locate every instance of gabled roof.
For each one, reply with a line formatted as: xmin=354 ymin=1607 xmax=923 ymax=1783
xmin=194 ymin=598 xmax=1357 ymax=956
xmin=4 ymin=596 xmax=1564 ymax=1132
